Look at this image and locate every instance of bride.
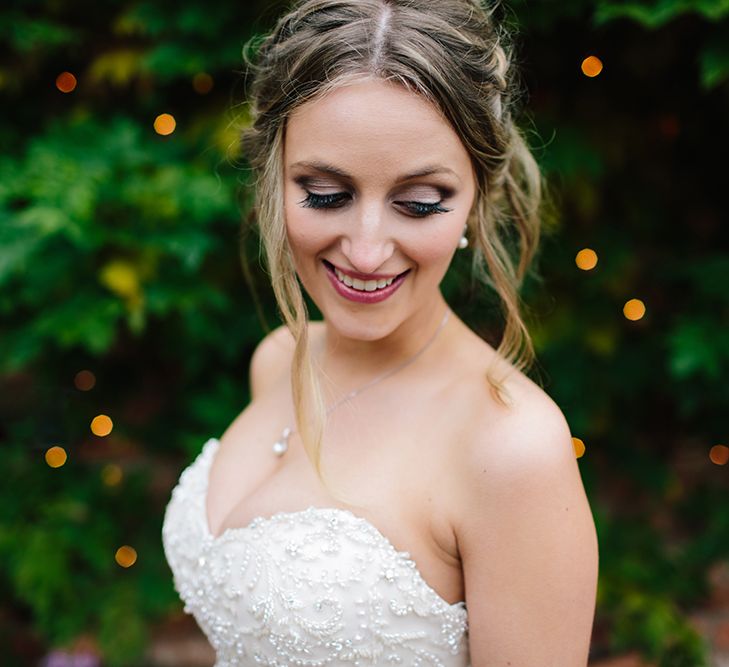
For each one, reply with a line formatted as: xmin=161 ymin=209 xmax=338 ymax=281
xmin=163 ymin=1 xmax=599 ymax=665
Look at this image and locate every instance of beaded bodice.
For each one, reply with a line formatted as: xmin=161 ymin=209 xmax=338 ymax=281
xmin=162 ymin=437 xmax=470 ymax=666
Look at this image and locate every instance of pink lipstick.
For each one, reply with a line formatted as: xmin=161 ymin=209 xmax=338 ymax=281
xmin=323 ymin=260 xmax=409 ymax=304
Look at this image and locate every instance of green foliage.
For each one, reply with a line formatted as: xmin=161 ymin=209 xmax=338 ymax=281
xmin=0 ymin=12 xmax=79 ymax=53
xmin=611 ymin=592 xmax=709 ymax=667
xmin=596 ymin=508 xmax=724 ymax=666
xmin=594 ymin=0 xmax=729 ymax=87
xmin=1 ymin=0 xmax=726 ymax=665
xmin=0 ymin=111 xmax=241 ymax=371
xmin=699 ymin=33 xmax=729 ymax=88
xmin=595 ymin=0 xmax=729 ymax=26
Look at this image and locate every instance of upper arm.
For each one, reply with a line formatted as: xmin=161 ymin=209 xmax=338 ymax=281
xmin=455 ymin=399 xmax=599 ymax=666
xmin=248 ymin=324 xmax=296 ymax=401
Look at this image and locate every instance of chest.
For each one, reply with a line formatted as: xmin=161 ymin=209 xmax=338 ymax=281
xmin=205 ymin=376 xmax=471 ymax=607
xmin=161 ymin=443 xmax=471 ymax=666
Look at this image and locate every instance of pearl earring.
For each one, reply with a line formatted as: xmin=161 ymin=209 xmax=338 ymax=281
xmin=458 ymin=227 xmax=469 ymax=249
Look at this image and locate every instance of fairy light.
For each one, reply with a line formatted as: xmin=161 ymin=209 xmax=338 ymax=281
xmin=154 ymin=113 xmax=176 ymax=135
xmin=192 ymin=72 xmax=213 ymax=94
xmin=623 ymin=298 xmax=646 ymax=321
xmin=709 ymin=445 xmax=728 ymax=465
xmin=575 ymin=248 xmax=598 ymax=270
xmin=115 ymin=545 xmax=137 ymax=568
xmin=572 ymin=437 xmax=586 ymax=458
xmin=101 ymin=463 xmax=123 ymax=486
xmin=56 ymin=71 xmax=77 ymax=93
xmin=74 ymin=370 xmax=96 ymax=391
xmin=581 ymin=56 xmax=603 ymax=78
xmin=91 ymin=414 xmax=113 ymax=436
xmin=45 ymin=446 xmax=67 ymax=468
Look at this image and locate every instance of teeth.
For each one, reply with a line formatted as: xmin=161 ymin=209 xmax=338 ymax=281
xmin=334 ymin=267 xmax=396 ymax=291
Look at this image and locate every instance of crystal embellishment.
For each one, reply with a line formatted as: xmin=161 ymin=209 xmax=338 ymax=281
xmin=162 ymin=437 xmax=470 ymax=666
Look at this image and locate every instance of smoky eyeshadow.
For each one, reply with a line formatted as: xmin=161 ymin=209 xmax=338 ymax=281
xmin=293 ymin=174 xmax=349 ymax=190
xmin=293 ymin=174 xmax=456 ymax=201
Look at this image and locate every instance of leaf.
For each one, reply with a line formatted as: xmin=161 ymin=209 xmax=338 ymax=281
xmin=0 ymin=223 xmax=46 ymax=285
xmin=98 ymin=260 xmax=142 ymax=299
xmin=595 ymin=0 xmax=729 ymax=27
xmin=13 ymin=205 xmax=72 ymax=236
xmin=667 ymin=320 xmax=729 ymax=381
xmin=88 ymin=49 xmax=146 ymax=87
xmin=0 ymin=12 xmax=78 ymax=53
xmin=700 ymin=38 xmax=729 ymax=88
xmin=33 ymin=292 xmax=124 ymax=355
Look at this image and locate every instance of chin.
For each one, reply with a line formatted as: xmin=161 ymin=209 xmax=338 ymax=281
xmin=324 ymin=311 xmax=398 ymax=341
xmin=298 ymin=260 xmax=423 ymax=341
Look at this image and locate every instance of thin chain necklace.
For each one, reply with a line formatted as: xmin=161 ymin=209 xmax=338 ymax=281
xmin=272 ymin=307 xmax=451 ymax=456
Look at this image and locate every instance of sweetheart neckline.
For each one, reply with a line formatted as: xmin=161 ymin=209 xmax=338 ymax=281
xmin=197 ymin=436 xmax=467 ymax=612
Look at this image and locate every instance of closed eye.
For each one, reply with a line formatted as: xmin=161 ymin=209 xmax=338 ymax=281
xmin=299 ymin=191 xmax=452 ymax=218
xmin=395 ymin=200 xmax=452 ymax=218
xmin=300 ymin=191 xmax=350 ymax=209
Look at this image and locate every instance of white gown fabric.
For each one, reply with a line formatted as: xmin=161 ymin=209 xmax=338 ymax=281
xmin=162 ymin=437 xmax=470 ymax=666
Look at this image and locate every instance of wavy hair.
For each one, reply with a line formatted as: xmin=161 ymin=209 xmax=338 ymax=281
xmin=240 ymin=0 xmax=543 ymax=499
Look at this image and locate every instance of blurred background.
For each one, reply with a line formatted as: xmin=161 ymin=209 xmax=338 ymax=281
xmin=1 ymin=0 xmax=727 ymax=665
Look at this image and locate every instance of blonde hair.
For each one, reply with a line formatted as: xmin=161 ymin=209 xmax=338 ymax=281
xmin=240 ymin=0 xmax=543 ymax=500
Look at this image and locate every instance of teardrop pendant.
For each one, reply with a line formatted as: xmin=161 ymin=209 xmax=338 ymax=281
xmin=272 ymin=426 xmax=291 ymax=457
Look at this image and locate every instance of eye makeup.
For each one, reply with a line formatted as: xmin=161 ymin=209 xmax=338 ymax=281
xmin=300 ymin=191 xmax=349 ymax=209
xmin=395 ymin=200 xmax=451 ymax=217
xmin=299 ymin=190 xmax=452 ymax=217
xmin=293 ymin=175 xmax=455 ymax=218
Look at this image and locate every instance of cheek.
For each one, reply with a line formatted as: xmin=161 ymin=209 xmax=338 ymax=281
xmin=404 ymin=220 xmax=463 ymax=267
xmin=284 ymin=203 xmax=335 ymax=263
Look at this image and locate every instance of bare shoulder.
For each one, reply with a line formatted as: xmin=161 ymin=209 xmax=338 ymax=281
xmin=450 ymin=364 xmax=599 ymax=665
xmin=463 ymin=371 xmax=577 ymax=479
xmin=249 ymin=320 xmax=326 ymax=401
xmin=248 ymin=323 xmax=295 ymax=401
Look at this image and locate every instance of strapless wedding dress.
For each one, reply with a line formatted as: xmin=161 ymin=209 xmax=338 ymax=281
xmin=162 ymin=437 xmax=470 ymax=666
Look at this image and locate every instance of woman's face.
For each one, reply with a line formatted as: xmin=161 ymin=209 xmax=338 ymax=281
xmin=283 ymin=77 xmax=477 ymax=341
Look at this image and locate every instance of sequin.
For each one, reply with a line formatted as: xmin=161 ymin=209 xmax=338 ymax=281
xmin=162 ymin=438 xmax=470 ymax=666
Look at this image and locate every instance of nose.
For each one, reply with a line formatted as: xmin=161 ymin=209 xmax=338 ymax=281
xmin=340 ymin=201 xmax=395 ymax=275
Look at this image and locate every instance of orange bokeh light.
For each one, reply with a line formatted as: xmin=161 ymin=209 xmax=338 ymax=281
xmin=45 ymin=446 xmax=67 ymax=468
xmin=154 ymin=113 xmax=176 ymax=135
xmin=115 ymin=545 xmax=137 ymax=568
xmin=576 ymin=248 xmax=598 ymax=271
xmin=74 ymin=369 xmax=96 ymax=391
xmin=192 ymin=72 xmax=214 ymax=94
xmin=91 ymin=414 xmax=113 ymax=436
xmin=56 ymin=71 xmax=77 ymax=93
xmin=709 ymin=444 xmax=728 ymax=465
xmin=572 ymin=437 xmax=586 ymax=458
xmin=581 ymin=56 xmax=603 ymax=78
xmin=623 ymin=298 xmax=646 ymax=321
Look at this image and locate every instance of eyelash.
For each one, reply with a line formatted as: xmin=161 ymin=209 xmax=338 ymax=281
xmin=299 ymin=191 xmax=452 ymax=218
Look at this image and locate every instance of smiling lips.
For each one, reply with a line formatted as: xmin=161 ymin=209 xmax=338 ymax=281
xmin=323 ymin=260 xmax=409 ymax=303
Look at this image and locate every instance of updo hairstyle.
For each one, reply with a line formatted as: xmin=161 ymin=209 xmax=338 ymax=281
xmin=241 ymin=0 xmax=543 ymax=496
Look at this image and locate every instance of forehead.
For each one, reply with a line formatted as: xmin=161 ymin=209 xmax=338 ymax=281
xmin=284 ymin=78 xmax=472 ymax=182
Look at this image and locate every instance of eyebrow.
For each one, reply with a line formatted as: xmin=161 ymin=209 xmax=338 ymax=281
xmin=289 ymin=160 xmax=460 ymax=183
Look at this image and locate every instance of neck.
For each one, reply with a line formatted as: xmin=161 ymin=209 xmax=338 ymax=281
xmin=315 ymin=293 xmax=452 ymax=393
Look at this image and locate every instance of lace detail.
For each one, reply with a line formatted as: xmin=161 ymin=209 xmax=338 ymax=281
xmin=162 ymin=438 xmax=470 ymax=666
